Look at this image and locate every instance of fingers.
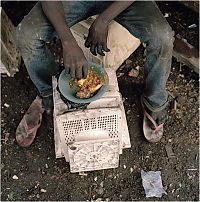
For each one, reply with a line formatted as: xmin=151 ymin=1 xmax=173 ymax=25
xmin=70 ymin=66 xmax=75 ymax=78
xmin=97 ymin=44 xmax=105 ymax=56
xmin=103 ymin=44 xmax=110 ymax=52
xmin=83 ymin=64 xmax=88 ymax=78
xmin=65 ymin=65 xmax=70 ymax=74
xmin=66 ymin=62 xmax=87 ymax=79
xmin=88 ymin=43 xmax=110 ymax=56
xmin=90 ymin=44 xmax=97 ymax=56
xmin=76 ymin=67 xmax=82 ymax=79
xmin=85 ymin=37 xmax=91 ymax=48
xmin=85 ymin=35 xmax=110 ymax=56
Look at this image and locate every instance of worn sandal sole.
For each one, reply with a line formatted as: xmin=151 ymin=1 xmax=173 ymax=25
xmin=141 ymin=96 xmax=164 ymax=143
xmin=16 ymin=96 xmax=44 ymax=147
xmin=143 ymin=110 xmax=164 ymax=143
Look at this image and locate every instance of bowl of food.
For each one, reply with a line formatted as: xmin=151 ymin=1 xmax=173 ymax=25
xmin=58 ymin=62 xmax=109 ymax=103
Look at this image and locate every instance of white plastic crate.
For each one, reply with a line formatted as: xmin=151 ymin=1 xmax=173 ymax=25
xmin=56 ymin=107 xmax=123 ymax=162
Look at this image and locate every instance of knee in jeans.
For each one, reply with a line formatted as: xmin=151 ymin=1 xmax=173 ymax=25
xmin=150 ymin=23 xmax=174 ymax=54
xmin=157 ymin=25 xmax=174 ymax=49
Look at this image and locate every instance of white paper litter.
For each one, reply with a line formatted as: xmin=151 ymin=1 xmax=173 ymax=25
xmin=164 ymin=13 xmax=169 ymax=18
xmin=188 ymin=24 xmax=197 ymax=29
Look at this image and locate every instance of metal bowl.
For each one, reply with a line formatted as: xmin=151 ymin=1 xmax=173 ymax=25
xmin=58 ymin=62 xmax=109 ymax=104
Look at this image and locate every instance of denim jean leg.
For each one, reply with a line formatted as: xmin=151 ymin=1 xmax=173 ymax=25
xmin=114 ymin=1 xmax=174 ymax=112
xmin=15 ymin=1 xmax=96 ymax=100
xmin=15 ymin=3 xmax=57 ymax=98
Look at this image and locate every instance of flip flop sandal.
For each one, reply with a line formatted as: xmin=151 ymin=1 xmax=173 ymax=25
xmin=141 ymin=97 xmax=164 ymax=143
xmin=143 ymin=110 xmax=164 ymax=143
xmin=16 ymin=96 xmax=44 ymax=147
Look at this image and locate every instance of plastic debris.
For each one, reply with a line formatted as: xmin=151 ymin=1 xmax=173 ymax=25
xmin=117 ymin=72 xmax=124 ymax=78
xmin=94 ymin=198 xmax=103 ymax=202
xmin=187 ymin=168 xmax=197 ymax=171
xmin=170 ymin=100 xmax=177 ymax=111
xmin=188 ymin=24 xmax=197 ymax=29
xmin=164 ymin=13 xmax=169 ymax=18
xmin=12 ymin=175 xmax=19 ymax=180
xmin=141 ymin=170 xmax=167 ymax=198
xmin=128 ymin=68 xmax=139 ymax=77
xmin=40 ymin=189 xmax=47 ymax=193
xmin=135 ymin=66 xmax=140 ymax=71
xmin=79 ymin=172 xmax=87 ymax=176
xmin=4 ymin=103 xmax=10 ymax=108
xmin=100 ymin=181 xmax=104 ymax=187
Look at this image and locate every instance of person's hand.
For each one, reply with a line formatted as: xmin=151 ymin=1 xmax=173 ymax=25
xmin=62 ymin=42 xmax=88 ymax=79
xmin=85 ymin=18 xmax=110 ymax=56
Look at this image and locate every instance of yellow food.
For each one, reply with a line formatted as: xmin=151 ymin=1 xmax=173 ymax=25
xmin=71 ymin=69 xmax=105 ymax=99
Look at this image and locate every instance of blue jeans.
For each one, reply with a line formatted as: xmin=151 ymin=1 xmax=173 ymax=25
xmin=15 ymin=1 xmax=174 ymax=112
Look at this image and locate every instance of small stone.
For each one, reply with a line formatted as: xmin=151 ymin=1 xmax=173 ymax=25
xmin=45 ymin=164 xmax=48 ymax=169
xmin=123 ymin=165 xmax=126 ymax=169
xmin=97 ymin=187 xmax=104 ymax=195
xmin=40 ymin=189 xmax=47 ymax=193
xmin=164 ymin=13 xmax=169 ymax=18
xmin=135 ymin=66 xmax=140 ymax=71
xmin=130 ymin=167 xmax=133 ymax=173
xmin=12 ymin=175 xmax=18 ymax=180
xmin=4 ymin=103 xmax=10 ymax=108
xmin=94 ymin=177 xmax=98 ymax=181
xmin=125 ymin=59 xmax=132 ymax=65
xmin=100 ymin=181 xmax=104 ymax=187
xmin=127 ymin=109 xmax=131 ymax=115
xmin=188 ymin=24 xmax=197 ymax=28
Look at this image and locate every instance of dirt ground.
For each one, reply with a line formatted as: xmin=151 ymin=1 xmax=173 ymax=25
xmin=1 ymin=1 xmax=199 ymax=201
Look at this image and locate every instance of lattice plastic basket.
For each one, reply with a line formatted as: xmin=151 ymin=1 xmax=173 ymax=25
xmin=56 ymin=107 xmax=123 ymax=159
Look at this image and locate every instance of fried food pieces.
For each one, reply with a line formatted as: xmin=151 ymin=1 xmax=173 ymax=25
xmin=70 ymin=69 xmax=105 ymax=99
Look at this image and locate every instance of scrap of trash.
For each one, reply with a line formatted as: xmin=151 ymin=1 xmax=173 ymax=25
xmin=141 ymin=170 xmax=167 ymax=198
xmin=128 ymin=66 xmax=140 ymax=78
